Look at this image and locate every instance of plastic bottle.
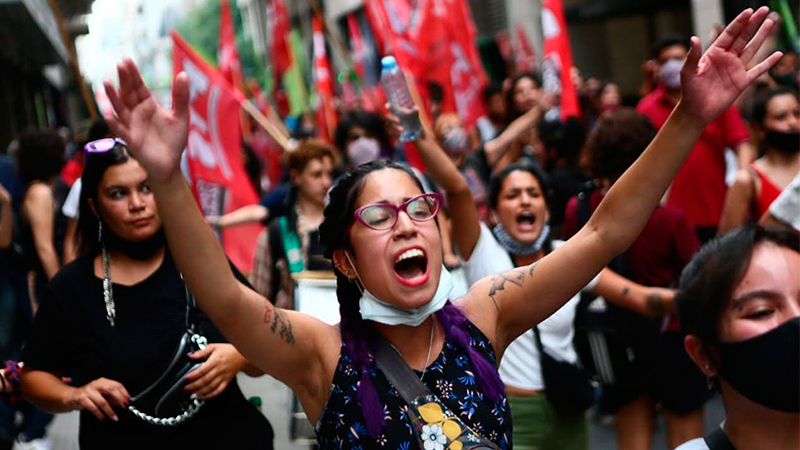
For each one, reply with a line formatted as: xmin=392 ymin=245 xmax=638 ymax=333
xmin=380 ymin=56 xmax=421 ymax=142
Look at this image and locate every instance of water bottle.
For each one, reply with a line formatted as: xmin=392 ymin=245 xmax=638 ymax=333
xmin=380 ymin=56 xmax=421 ymax=142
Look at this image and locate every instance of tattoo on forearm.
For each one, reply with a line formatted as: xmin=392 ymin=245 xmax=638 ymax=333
xmin=621 ymin=287 xmax=630 ymax=297
xmin=263 ymin=299 xmax=295 ymax=344
xmin=646 ymin=294 xmax=669 ymax=315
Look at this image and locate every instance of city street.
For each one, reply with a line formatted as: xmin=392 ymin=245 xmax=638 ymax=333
xmin=34 ymin=374 xmax=726 ymax=449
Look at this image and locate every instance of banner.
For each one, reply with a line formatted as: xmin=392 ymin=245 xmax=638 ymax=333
xmin=172 ymin=31 xmax=262 ymax=273
xmin=284 ymin=28 xmax=309 ymax=116
xmin=312 ymin=14 xmax=337 ymax=141
xmin=218 ymin=0 xmax=244 ymax=92
xmin=541 ymin=0 xmax=580 ymax=119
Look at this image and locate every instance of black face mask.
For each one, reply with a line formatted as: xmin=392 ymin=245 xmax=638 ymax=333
xmin=771 ymin=72 xmax=797 ymax=88
xmin=102 ymin=223 xmax=166 ymax=260
xmin=717 ymin=317 xmax=800 ymax=413
xmin=764 ymin=130 xmax=800 ymax=155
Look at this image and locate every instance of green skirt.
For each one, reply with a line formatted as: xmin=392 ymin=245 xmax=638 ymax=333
xmin=508 ymin=393 xmax=589 ymax=450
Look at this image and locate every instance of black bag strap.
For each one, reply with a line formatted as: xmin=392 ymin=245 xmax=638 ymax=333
xmin=704 ymin=428 xmax=736 ymax=450
xmin=532 ymin=326 xmax=546 ymax=355
xmin=179 ymin=275 xmax=200 ymax=332
xmin=374 ymin=337 xmax=429 ymax=402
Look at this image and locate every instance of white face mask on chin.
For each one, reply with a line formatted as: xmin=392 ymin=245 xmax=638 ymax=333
xmin=345 ymin=251 xmax=454 ymax=327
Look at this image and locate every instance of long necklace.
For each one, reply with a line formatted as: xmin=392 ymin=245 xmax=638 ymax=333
xmin=419 ymin=317 xmax=435 ymax=382
xmin=101 ymin=245 xmax=116 ymax=327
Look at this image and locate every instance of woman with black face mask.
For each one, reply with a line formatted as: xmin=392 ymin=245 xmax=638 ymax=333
xmin=675 ymin=225 xmax=799 ymax=450
xmin=719 ymin=88 xmax=800 ymax=233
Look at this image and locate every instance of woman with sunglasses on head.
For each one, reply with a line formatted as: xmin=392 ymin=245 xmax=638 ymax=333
xmin=18 ymin=140 xmax=274 ymax=449
xmin=675 ymin=225 xmax=799 ymax=450
xmin=100 ymin=9 xmax=779 ymax=449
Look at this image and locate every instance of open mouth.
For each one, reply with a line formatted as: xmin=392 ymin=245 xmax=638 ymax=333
xmin=393 ymin=247 xmax=430 ymax=287
xmin=515 ymin=211 xmax=536 ymax=232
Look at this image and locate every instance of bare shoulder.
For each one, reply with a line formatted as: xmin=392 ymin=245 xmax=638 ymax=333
xmin=24 ymin=183 xmax=54 ymax=204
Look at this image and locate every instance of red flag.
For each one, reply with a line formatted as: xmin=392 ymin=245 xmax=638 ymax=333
xmin=348 ymin=13 xmax=366 ymax=81
xmin=312 ymin=15 xmax=337 ymax=142
xmin=364 ymin=0 xmax=486 ymax=127
xmin=218 ymin=0 xmax=244 ymax=92
xmin=267 ymin=0 xmax=291 ymax=81
xmin=172 ymin=31 xmax=262 ymax=273
xmin=515 ymin=24 xmax=537 ymax=74
xmin=541 ymin=0 xmax=580 ymax=119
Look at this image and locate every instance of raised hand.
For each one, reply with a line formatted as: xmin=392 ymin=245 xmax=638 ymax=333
xmin=679 ymin=7 xmax=781 ymax=125
xmin=103 ymin=59 xmax=190 ymax=183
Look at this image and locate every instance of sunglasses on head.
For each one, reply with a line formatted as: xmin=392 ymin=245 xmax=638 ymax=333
xmin=84 ymin=138 xmax=126 ymax=164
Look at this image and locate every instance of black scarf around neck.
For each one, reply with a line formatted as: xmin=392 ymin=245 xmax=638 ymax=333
xmin=101 ymin=224 xmax=167 ymax=260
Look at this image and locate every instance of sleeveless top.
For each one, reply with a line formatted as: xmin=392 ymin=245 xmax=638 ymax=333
xmin=752 ymin=166 xmax=782 ymax=218
xmin=316 ymin=320 xmax=513 ymax=449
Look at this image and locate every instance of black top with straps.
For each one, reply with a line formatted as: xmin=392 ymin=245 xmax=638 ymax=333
xmin=316 ymin=320 xmax=513 ymax=449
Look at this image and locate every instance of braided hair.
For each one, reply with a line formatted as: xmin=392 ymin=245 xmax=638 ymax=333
xmin=319 ymin=160 xmax=505 ymax=437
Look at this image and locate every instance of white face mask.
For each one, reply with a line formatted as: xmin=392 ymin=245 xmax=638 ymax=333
xmin=345 ymin=252 xmax=453 ymax=326
xmin=659 ymin=58 xmax=683 ymax=90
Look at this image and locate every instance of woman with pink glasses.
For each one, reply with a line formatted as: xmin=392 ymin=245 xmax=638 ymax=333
xmin=99 ymin=9 xmax=779 ymax=449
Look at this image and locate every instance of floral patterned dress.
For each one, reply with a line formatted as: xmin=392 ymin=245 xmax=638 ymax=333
xmin=316 ymin=321 xmax=513 ymax=449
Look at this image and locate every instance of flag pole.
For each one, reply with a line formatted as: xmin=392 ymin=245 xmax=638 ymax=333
xmin=307 ymin=0 xmax=355 ymax=70
xmin=240 ymin=98 xmax=293 ymax=152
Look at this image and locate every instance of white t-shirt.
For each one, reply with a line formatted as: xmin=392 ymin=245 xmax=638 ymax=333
xmin=674 ymin=438 xmax=710 ymax=450
xmin=770 ymin=171 xmax=800 ymax=231
xmin=62 ymin=178 xmax=82 ymax=219
xmin=462 ymin=223 xmax=598 ymax=391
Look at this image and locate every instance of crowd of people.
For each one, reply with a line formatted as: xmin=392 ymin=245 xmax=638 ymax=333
xmin=0 ymin=6 xmax=798 ymax=450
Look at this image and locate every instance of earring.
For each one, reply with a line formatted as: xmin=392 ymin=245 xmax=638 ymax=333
xmin=98 ymin=221 xmax=103 ymax=242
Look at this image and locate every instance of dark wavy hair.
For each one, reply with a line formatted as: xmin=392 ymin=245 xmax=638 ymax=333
xmin=677 ymin=225 xmax=800 ymax=348
xmin=585 ymin=108 xmax=656 ymax=182
xmin=76 ymin=141 xmax=131 ymax=257
xmin=16 ymin=130 xmax=66 ymax=185
xmin=319 ymin=160 xmax=505 ymax=437
xmin=505 ymin=72 xmax=542 ymax=122
xmin=749 ymin=87 xmax=797 ymax=129
xmin=489 ymin=161 xmax=552 ymax=211
xmin=333 ymin=110 xmax=392 ymax=157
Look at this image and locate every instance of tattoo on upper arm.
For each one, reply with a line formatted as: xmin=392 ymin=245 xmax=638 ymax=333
xmin=487 ymin=263 xmax=538 ymax=304
xmin=263 ymin=299 xmax=295 ymax=345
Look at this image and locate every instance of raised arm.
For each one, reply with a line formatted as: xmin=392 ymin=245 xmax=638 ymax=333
xmin=483 ymin=95 xmax=553 ymax=167
xmin=207 ymin=204 xmax=269 ymax=229
xmin=102 ymin=60 xmax=339 ymax=417
xmin=413 ymin=129 xmax=483 ymax=259
xmin=464 ymin=8 xmax=781 ymax=349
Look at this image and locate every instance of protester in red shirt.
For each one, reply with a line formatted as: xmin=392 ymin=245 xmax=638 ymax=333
xmin=637 ymin=37 xmax=756 ymax=242
xmin=563 ymin=109 xmax=708 ymax=450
